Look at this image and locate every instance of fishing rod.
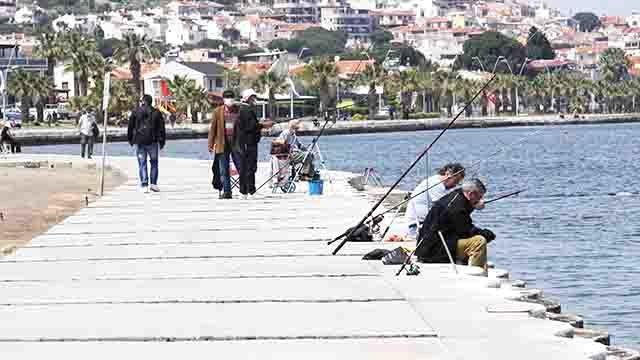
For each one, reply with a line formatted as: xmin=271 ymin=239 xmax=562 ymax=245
xmin=374 ymin=124 xmax=547 ymax=224
xmin=329 ymin=73 xmax=497 ymax=255
xmin=394 ymin=187 xmax=523 ymax=276
xmin=484 ymin=189 xmax=525 ymax=204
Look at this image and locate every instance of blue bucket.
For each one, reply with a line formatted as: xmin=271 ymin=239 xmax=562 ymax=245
xmin=309 ymin=179 xmax=324 ymax=195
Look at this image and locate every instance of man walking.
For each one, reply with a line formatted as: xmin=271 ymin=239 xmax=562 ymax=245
xmin=236 ymin=89 xmax=270 ymax=198
xmin=127 ymin=95 xmax=166 ymax=193
xmin=209 ymin=89 xmax=239 ymax=199
xmin=78 ymin=109 xmax=96 ymax=159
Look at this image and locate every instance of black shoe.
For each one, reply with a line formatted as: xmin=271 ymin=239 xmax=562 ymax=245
xmin=221 ymin=192 xmax=233 ymax=199
xmin=88 ymin=156 xmax=92 ymax=159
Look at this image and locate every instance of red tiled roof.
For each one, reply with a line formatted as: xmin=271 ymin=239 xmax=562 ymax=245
xmin=111 ymin=63 xmax=160 ymax=81
xmin=336 ymin=59 xmax=375 ymax=77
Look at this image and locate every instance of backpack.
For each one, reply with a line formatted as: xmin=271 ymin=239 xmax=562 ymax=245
xmin=91 ymin=122 xmax=99 ymax=139
xmin=135 ymin=106 xmax=154 ymax=145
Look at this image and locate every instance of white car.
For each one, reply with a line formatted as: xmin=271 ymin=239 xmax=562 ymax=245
xmin=29 ymin=106 xmax=59 ymax=122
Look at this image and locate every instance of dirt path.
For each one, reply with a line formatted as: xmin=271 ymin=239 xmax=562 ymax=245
xmin=0 ymin=166 xmax=126 ymax=255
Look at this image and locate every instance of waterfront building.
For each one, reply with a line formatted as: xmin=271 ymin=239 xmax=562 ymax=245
xmin=273 ymin=0 xmax=320 ymax=24
xmin=320 ymin=2 xmax=374 ymax=45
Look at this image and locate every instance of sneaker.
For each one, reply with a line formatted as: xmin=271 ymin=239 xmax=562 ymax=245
xmin=221 ymin=192 xmax=233 ymax=199
xmin=150 ymin=185 xmax=160 ymax=192
xmin=242 ymin=194 xmax=248 ymax=200
xmin=141 ymin=186 xmax=149 ymax=194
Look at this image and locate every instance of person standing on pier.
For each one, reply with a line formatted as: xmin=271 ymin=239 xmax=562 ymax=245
xmin=415 ymin=178 xmax=495 ymax=272
xmin=78 ymin=109 xmax=97 ymax=159
xmin=209 ymin=89 xmax=240 ymax=199
xmin=127 ymin=95 xmax=166 ymax=194
xmin=405 ymin=163 xmax=466 ymax=240
xmin=236 ymin=89 xmax=271 ymax=198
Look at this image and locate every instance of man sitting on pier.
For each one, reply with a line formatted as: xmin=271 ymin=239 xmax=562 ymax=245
xmin=275 ymin=119 xmax=315 ymax=180
xmin=405 ymin=163 xmax=465 ymax=240
xmin=415 ymin=178 xmax=495 ymax=272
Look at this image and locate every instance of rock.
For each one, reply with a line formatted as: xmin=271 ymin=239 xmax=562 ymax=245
xmin=574 ymin=328 xmax=610 ymax=346
xmin=545 ymin=312 xmax=584 ymax=328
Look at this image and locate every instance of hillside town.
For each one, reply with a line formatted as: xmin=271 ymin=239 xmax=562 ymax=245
xmin=1 ymin=0 xmax=640 ymax=126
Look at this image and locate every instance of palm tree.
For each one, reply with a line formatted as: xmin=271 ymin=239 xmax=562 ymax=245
xmin=62 ymin=31 xmax=102 ymax=97
xmin=166 ymin=75 xmax=208 ymax=123
xmin=34 ymin=32 xmax=63 ymax=79
xmin=114 ymin=33 xmax=159 ymax=97
xmin=356 ymin=63 xmax=387 ymax=120
xmin=301 ymin=57 xmax=338 ymax=113
xmin=253 ymin=71 xmax=288 ymax=122
xmin=7 ymin=70 xmax=33 ymax=124
xmin=31 ymin=74 xmax=53 ymax=125
xmin=386 ymin=69 xmax=418 ymax=119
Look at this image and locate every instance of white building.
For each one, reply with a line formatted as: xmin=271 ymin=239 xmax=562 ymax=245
xmin=320 ymin=4 xmax=374 ymax=45
xmin=13 ymin=5 xmax=38 ymax=24
xmin=273 ymin=0 xmax=320 ymax=23
xmin=627 ymin=12 xmax=640 ymax=28
xmin=396 ymin=0 xmax=438 ymax=21
xmin=0 ymin=0 xmax=16 ymax=21
xmin=165 ymin=0 xmax=224 ymax=19
xmin=237 ymin=16 xmax=287 ymax=47
xmin=143 ymin=60 xmax=227 ymax=99
xmin=165 ymin=19 xmax=208 ymax=46
xmin=53 ymin=61 xmax=79 ymax=98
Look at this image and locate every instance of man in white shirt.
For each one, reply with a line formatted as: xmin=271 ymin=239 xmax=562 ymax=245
xmin=78 ymin=110 xmax=96 ymax=159
xmin=405 ymin=163 xmax=466 ymax=239
xmin=276 ymin=119 xmax=315 ymax=180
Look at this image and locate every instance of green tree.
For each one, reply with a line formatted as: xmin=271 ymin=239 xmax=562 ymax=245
xmin=385 ymin=69 xmax=418 ymax=119
xmin=114 ymin=33 xmax=159 ymax=97
xmin=356 ymin=63 xmax=387 ymax=119
xmin=268 ymin=28 xmax=348 ymax=58
xmin=573 ymin=12 xmax=601 ymax=32
xmin=370 ymin=29 xmax=393 ymax=47
xmin=457 ymin=31 xmax=526 ymax=74
xmin=300 ymin=57 xmax=338 ymax=112
xmin=62 ymin=31 xmax=102 ymax=97
xmin=166 ymin=75 xmax=209 ymax=123
xmin=599 ymin=48 xmax=630 ymax=82
xmin=7 ymin=70 xmax=52 ymax=124
xmin=526 ymin=26 xmax=555 ymax=60
xmin=253 ymin=71 xmax=288 ymax=122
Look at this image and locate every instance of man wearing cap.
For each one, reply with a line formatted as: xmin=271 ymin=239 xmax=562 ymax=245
xmin=415 ymin=178 xmax=495 ymax=272
xmin=235 ymin=89 xmax=270 ymax=197
xmin=209 ymin=89 xmax=239 ymax=199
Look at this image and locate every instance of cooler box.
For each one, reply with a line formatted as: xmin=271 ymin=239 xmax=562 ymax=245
xmin=309 ymin=179 xmax=324 ymax=195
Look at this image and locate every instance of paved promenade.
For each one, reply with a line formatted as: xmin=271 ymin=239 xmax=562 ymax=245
xmin=0 ymin=155 xmax=610 ymax=359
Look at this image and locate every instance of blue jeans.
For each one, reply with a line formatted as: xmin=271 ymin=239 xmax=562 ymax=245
xmin=136 ymin=143 xmax=159 ymax=186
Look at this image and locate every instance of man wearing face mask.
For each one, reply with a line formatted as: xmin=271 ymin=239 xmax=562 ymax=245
xmin=209 ymin=89 xmax=239 ymax=199
xmin=415 ymin=178 xmax=495 ymax=272
xmin=235 ymin=89 xmax=272 ymax=198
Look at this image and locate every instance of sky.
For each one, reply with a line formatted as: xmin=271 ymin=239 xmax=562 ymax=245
xmin=545 ymin=0 xmax=637 ymax=16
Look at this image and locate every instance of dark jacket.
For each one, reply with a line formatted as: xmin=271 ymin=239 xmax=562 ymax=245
xmin=415 ymin=189 xmax=484 ymax=263
xmin=236 ymin=103 xmax=262 ymax=147
xmin=127 ymin=104 xmax=166 ymax=147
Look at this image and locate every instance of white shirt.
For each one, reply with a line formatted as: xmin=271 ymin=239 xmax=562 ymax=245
xmin=405 ymin=174 xmax=451 ymax=227
xmin=78 ymin=114 xmax=94 ymax=136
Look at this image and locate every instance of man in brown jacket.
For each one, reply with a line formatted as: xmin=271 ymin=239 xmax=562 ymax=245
xmin=208 ymin=90 xmax=240 ymax=199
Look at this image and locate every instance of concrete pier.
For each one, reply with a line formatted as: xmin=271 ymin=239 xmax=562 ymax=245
xmin=0 ymin=155 xmax=620 ymax=359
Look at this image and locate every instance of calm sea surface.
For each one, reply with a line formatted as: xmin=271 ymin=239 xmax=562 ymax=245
xmin=25 ymin=123 xmax=640 ymax=347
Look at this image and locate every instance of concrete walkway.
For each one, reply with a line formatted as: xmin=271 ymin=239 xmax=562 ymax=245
xmin=0 ymin=155 xmax=608 ymax=359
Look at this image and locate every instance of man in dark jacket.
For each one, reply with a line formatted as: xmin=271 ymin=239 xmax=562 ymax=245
xmin=127 ymin=94 xmax=166 ymax=193
xmin=235 ymin=89 xmax=266 ymax=198
xmin=415 ymin=178 xmax=495 ymax=271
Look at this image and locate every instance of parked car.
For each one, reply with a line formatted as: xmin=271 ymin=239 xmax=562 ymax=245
xmin=56 ymin=102 xmax=81 ymax=120
xmin=3 ymin=107 xmax=23 ymax=128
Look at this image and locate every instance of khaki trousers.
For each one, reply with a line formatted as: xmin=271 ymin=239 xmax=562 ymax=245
xmin=456 ymin=235 xmax=487 ymax=269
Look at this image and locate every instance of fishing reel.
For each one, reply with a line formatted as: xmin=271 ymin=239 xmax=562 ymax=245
xmin=367 ymin=214 xmax=385 ymax=235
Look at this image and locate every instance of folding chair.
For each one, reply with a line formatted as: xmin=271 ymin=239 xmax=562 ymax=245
xmin=230 ymin=159 xmax=240 ymax=191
